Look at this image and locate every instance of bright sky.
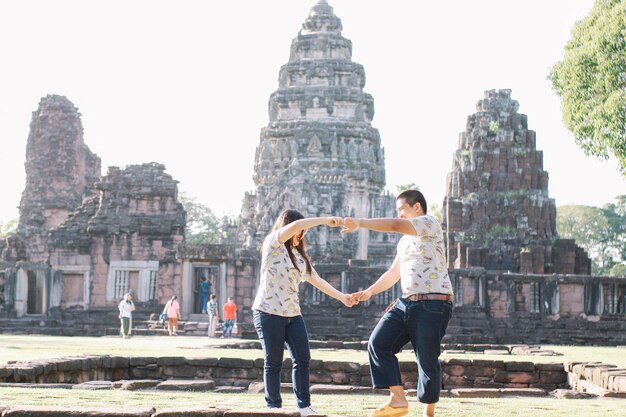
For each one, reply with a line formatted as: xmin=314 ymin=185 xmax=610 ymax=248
xmin=1 ymin=0 xmax=623 ymax=224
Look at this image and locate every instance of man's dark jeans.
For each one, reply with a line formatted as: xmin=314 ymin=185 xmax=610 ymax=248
xmin=253 ymin=310 xmax=311 ymax=409
xmin=368 ymin=298 xmax=453 ymax=403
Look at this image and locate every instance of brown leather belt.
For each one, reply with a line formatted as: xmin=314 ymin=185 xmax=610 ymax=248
xmin=405 ymin=293 xmax=452 ymax=302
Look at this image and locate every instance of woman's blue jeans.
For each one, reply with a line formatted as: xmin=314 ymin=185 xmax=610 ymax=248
xmin=368 ymin=298 xmax=453 ymax=404
xmin=253 ymin=310 xmax=311 ymax=409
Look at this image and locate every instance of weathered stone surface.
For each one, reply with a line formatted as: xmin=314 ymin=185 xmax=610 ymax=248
xmin=0 ymin=406 xmax=154 ymax=416
xmin=499 ymin=388 xmax=547 ymax=397
xmin=451 ymin=388 xmax=501 ymax=398
xmin=72 ymin=380 xmax=113 ymax=390
xmin=118 ymin=379 xmax=161 ymax=390
xmin=213 ymin=386 xmax=247 ymax=393
xmin=155 ymin=379 xmax=215 ymax=391
xmin=222 ymin=411 xmax=300 ymax=417
xmin=151 ymin=408 xmax=225 ymax=417
xmin=551 ymin=389 xmax=598 ymax=399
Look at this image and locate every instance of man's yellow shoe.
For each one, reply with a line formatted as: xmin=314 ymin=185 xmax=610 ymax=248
xmin=371 ymin=404 xmax=409 ymax=417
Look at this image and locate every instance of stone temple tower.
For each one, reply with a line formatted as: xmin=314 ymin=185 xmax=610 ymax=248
xmin=240 ymin=0 xmax=396 ymax=264
xmin=17 ymin=95 xmax=101 ymax=262
xmin=442 ymin=89 xmax=590 ymax=274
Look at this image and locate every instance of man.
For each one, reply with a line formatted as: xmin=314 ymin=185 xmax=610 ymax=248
xmin=342 ymin=189 xmax=453 ymax=417
xmin=222 ymin=296 xmax=238 ymax=338
xmin=199 ymin=276 xmax=212 ymax=314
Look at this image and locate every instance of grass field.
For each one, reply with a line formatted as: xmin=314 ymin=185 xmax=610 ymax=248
xmin=1 ymin=335 xmax=625 ymax=368
xmin=0 ymin=335 xmax=625 ymax=417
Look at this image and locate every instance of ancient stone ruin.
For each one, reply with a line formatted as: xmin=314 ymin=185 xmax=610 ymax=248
xmin=443 ymin=89 xmax=590 ymax=275
xmin=0 ymin=2 xmax=624 ymax=345
xmin=239 ymin=0 xmax=397 ymax=265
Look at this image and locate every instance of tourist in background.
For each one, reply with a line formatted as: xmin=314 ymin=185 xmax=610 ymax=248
xmin=343 ymin=189 xmax=453 ymax=417
xmin=118 ymin=292 xmax=135 ymax=339
xmin=252 ymin=209 xmax=355 ymax=417
xmin=207 ymin=294 xmax=219 ymax=337
xmin=163 ymin=295 xmax=181 ymax=336
xmin=198 ymin=276 xmax=212 ymax=314
xmin=222 ymin=296 xmax=238 ymax=338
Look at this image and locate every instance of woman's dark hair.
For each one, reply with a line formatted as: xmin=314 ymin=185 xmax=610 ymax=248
xmin=272 ymin=209 xmax=313 ymax=275
xmin=397 ymin=189 xmax=427 ymax=214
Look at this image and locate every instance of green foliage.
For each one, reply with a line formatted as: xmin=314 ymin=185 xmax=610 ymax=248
xmin=549 ymin=0 xmax=626 ymax=175
xmin=557 ymin=195 xmax=626 ymax=275
xmin=488 ymin=120 xmax=499 ymax=135
xmin=395 ymin=183 xmax=418 ymax=193
xmin=0 ymin=219 xmax=17 ymax=238
xmin=178 ymin=192 xmax=222 ymax=244
xmin=429 ymin=202 xmax=442 ymax=222
xmin=484 ymin=224 xmax=516 ymax=244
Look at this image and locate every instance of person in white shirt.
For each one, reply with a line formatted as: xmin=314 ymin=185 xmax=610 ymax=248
xmin=118 ymin=293 xmax=135 ymax=339
xmin=343 ymin=189 xmax=453 ymax=417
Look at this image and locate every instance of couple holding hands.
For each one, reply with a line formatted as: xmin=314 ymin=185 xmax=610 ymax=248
xmin=252 ymin=189 xmax=453 ymax=417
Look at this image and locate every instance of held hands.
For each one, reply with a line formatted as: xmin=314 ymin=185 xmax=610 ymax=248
xmin=337 ymin=290 xmax=373 ymax=307
xmin=349 ymin=289 xmax=372 ymax=304
xmin=326 ymin=217 xmax=344 ymax=227
xmin=340 ymin=217 xmax=359 ymax=234
xmin=323 ymin=217 xmax=359 ymax=233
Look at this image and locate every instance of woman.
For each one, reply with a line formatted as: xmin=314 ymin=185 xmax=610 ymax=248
xmin=252 ymin=209 xmax=353 ymax=417
xmin=162 ymin=295 xmax=181 ymax=336
xmin=118 ymin=292 xmax=135 ymax=339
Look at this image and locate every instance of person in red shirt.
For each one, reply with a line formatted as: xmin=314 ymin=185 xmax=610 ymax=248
xmin=222 ymin=297 xmax=238 ymax=338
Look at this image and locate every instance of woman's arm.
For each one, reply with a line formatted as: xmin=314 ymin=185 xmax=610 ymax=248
xmin=277 ymin=216 xmax=342 ymax=243
xmin=308 ymin=274 xmax=353 ymax=307
xmin=341 ymin=217 xmax=416 ymax=236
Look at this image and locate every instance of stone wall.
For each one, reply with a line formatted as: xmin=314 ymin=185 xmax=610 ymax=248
xmin=0 ymin=355 xmax=570 ymax=392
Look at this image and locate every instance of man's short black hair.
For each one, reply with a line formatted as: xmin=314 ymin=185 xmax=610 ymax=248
xmin=397 ymin=189 xmax=427 ymax=214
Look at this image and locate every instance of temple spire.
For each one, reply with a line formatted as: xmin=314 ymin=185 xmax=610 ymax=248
xmin=301 ymin=0 xmax=342 ymax=35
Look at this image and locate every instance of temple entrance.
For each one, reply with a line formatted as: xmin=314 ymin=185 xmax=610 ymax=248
xmin=26 ymin=270 xmax=42 ymax=315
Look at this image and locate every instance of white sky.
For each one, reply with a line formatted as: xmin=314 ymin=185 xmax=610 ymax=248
xmin=1 ymin=0 xmax=624 ymax=224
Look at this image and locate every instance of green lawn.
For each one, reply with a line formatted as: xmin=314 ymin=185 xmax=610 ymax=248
xmin=1 ymin=335 xmax=625 ymax=369
xmin=0 ymin=388 xmax=624 ymax=417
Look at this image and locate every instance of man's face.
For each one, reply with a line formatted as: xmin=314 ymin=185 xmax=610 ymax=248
xmin=396 ymin=198 xmax=420 ymax=219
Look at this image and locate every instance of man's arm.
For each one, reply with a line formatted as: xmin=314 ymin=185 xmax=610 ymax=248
xmin=341 ymin=217 xmax=416 ymax=236
xmin=352 ymin=257 xmax=401 ymax=302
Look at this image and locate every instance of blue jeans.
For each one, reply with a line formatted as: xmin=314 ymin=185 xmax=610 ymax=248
xmin=253 ymin=310 xmax=311 ymax=409
xmin=368 ymin=298 xmax=452 ymax=404
xmin=223 ymin=319 xmax=235 ymax=337
xmin=200 ymin=294 xmax=209 ymax=313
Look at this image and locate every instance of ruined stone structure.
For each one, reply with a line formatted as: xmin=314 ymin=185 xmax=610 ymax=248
xmin=0 ymin=95 xmax=186 ymax=318
xmin=0 ymin=4 xmax=624 ymax=345
xmin=240 ymin=0 xmax=397 ymax=265
xmin=17 ymin=95 xmax=101 ymax=264
xmin=443 ymin=89 xmax=591 ymax=275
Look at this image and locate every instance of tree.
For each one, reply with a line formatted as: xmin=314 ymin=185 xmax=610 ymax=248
xmin=395 ymin=183 xmax=418 ymax=193
xmin=557 ymin=195 xmax=626 ymax=275
xmin=0 ymin=219 xmax=17 ymax=238
xmin=549 ymin=0 xmax=626 ymax=175
xmin=178 ymin=193 xmax=222 ymax=244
